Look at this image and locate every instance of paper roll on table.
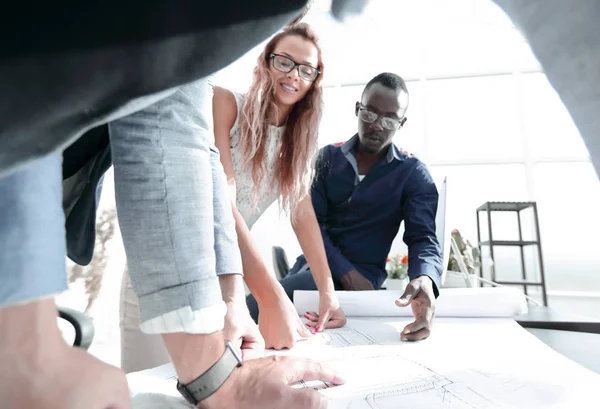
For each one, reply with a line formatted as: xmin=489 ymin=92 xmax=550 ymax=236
xmin=294 ymin=287 xmax=528 ymax=317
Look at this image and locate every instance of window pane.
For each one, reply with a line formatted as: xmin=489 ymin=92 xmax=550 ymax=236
xmin=520 ymin=73 xmax=589 ymax=159
xmin=319 ymin=30 xmax=425 ymax=86
xmin=390 ymin=164 xmax=529 ymax=268
xmin=513 ymin=38 xmax=542 ymax=72
xmin=394 ymin=81 xmax=426 ymax=159
xmin=427 ymin=164 xmax=529 ymax=243
xmin=426 ymin=75 xmax=524 ymax=162
xmin=533 ymin=162 xmax=600 ymax=291
xmin=319 ymin=86 xmax=363 ymax=147
xmin=424 ymin=25 xmax=518 ymax=78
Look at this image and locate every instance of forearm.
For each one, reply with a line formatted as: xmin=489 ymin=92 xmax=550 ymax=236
xmin=0 ymin=299 xmax=63 ymax=360
xmin=231 ymin=206 xmax=283 ymax=305
xmin=219 ymin=274 xmax=247 ymax=304
xmin=162 ymin=330 xmax=225 ymax=385
xmin=159 ymin=230 xmax=242 ymax=385
xmin=292 ymin=200 xmax=335 ymax=294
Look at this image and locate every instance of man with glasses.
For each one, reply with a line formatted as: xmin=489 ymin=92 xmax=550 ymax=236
xmin=274 ymin=72 xmax=443 ymax=342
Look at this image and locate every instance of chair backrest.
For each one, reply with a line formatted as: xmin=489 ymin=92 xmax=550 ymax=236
xmin=435 ymin=177 xmax=452 ymax=286
xmin=272 ymin=246 xmax=290 ymax=280
xmin=57 ymin=306 xmax=95 ymax=350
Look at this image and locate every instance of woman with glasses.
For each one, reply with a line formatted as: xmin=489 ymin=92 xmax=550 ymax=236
xmin=118 ymin=23 xmax=347 ymax=373
xmin=212 ymin=23 xmax=347 ymax=349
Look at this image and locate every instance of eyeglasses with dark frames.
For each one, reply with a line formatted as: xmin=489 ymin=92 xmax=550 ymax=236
xmin=270 ymin=53 xmax=320 ymax=82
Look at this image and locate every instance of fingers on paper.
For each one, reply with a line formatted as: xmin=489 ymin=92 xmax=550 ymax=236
xmin=396 ymin=282 xmax=419 ymax=306
xmin=401 ymin=319 xmax=431 ymax=342
xmin=283 ymin=358 xmax=346 ymax=385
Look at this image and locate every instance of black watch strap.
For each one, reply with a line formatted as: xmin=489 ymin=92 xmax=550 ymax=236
xmin=176 ymin=340 xmax=243 ymax=405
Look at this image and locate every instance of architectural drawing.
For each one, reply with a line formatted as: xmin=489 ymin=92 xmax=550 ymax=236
xmin=319 ymin=351 xmax=497 ymax=408
xmin=286 ymin=322 xmax=592 ymax=409
xmin=128 ymin=318 xmax=600 ymax=409
xmin=321 ymin=349 xmax=533 ymax=409
xmin=302 ymin=326 xmax=379 ymax=348
xmin=337 ymin=372 xmax=503 ymax=409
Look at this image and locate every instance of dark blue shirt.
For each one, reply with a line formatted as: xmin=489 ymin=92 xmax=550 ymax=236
xmin=294 ymin=134 xmax=443 ymax=295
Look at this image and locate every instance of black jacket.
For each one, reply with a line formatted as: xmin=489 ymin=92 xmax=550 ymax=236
xmin=0 ymin=1 xmax=309 ymax=178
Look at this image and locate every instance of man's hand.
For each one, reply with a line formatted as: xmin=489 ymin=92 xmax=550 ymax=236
xmin=395 ymin=276 xmax=436 ymax=341
xmin=0 ymin=299 xmax=130 ymax=409
xmin=201 ymin=356 xmax=345 ymax=409
xmin=223 ymin=300 xmax=265 ymax=360
xmin=258 ymin=295 xmax=312 ymax=349
xmin=1 ymin=343 xmax=130 ymax=409
xmin=340 ymin=269 xmax=374 ymax=291
xmin=304 ymin=292 xmax=347 ymax=331
xmin=220 ymin=274 xmax=265 ymax=359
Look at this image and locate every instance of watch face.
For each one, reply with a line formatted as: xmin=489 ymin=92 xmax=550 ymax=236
xmin=226 ymin=340 xmax=243 ymax=365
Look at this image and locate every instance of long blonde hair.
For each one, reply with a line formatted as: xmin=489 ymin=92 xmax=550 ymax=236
xmin=239 ymin=23 xmax=324 ymax=216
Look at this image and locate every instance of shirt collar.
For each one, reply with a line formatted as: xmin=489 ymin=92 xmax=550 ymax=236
xmin=341 ymin=134 xmax=403 ymax=164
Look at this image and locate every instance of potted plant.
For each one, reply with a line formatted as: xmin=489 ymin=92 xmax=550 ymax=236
xmin=384 ymin=254 xmax=409 ymax=291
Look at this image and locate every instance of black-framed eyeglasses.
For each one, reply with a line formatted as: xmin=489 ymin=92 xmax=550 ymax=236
xmin=270 ymin=53 xmax=320 ymax=82
xmin=357 ymin=103 xmax=404 ymax=131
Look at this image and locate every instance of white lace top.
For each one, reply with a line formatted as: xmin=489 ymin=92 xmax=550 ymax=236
xmin=229 ymin=92 xmax=284 ymax=228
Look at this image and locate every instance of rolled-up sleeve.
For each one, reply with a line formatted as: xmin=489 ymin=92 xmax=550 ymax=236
xmin=210 ymin=145 xmax=243 ymax=278
xmin=110 ymin=78 xmax=227 ymax=334
xmin=402 ymin=162 xmax=443 ymax=297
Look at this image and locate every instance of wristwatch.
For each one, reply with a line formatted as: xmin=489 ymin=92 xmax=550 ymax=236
xmin=176 ymin=340 xmax=243 ymax=405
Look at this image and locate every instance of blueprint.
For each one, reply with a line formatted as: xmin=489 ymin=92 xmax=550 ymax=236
xmin=128 ymin=318 xmax=600 ymax=409
xmin=277 ymin=318 xmax=598 ymax=409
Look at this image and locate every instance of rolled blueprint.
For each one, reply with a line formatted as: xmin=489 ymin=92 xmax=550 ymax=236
xmin=294 ymin=287 xmax=528 ymax=318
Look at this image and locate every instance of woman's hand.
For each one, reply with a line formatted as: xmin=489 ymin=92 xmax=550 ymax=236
xmin=258 ymin=294 xmax=313 ymax=349
xmin=303 ymin=292 xmax=347 ymax=332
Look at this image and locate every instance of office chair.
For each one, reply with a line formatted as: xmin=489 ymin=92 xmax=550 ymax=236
xmin=58 ymin=306 xmax=95 ymax=350
xmin=272 ymin=246 xmax=290 ymax=280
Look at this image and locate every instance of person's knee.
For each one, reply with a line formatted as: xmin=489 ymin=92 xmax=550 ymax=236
xmin=279 ymin=272 xmax=318 ymax=303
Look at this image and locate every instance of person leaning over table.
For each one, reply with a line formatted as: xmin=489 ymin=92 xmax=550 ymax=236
xmin=248 ymin=72 xmax=444 ymax=342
